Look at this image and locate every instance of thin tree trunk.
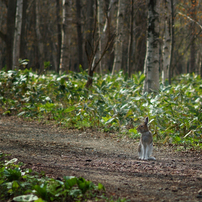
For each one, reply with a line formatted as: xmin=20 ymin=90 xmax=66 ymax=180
xmin=127 ymin=0 xmax=134 ymax=77
xmin=76 ymin=0 xmax=83 ymax=71
xmin=35 ymin=0 xmax=45 ymax=72
xmin=6 ymin=0 xmax=16 ymax=70
xmin=112 ymin=0 xmax=125 ymax=74
xmin=190 ymin=0 xmax=196 ymax=73
xmin=56 ymin=0 xmax=61 ymax=73
xmin=97 ymin=0 xmax=106 ymax=74
xmin=85 ymin=0 xmax=94 ymax=54
xmin=143 ymin=0 xmax=160 ymax=93
xmin=13 ymin=0 xmax=23 ymax=69
xmin=20 ymin=0 xmax=27 ymax=61
xmin=162 ymin=0 xmax=171 ymax=85
xmin=103 ymin=0 xmax=115 ymax=34
xmin=50 ymin=32 xmax=58 ymax=72
xmin=103 ymin=0 xmax=115 ymax=72
xmin=60 ymin=0 xmax=72 ymax=73
xmin=169 ymin=0 xmax=174 ymax=84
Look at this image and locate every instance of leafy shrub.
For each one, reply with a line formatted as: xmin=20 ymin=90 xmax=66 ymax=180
xmin=0 ymin=69 xmax=201 ymax=148
xmin=0 ymin=153 xmax=105 ymax=202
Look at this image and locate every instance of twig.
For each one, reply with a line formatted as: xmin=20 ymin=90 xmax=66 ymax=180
xmin=178 ymin=12 xmax=202 ymax=30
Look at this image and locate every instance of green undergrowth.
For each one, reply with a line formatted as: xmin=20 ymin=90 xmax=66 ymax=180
xmin=0 ymin=153 xmax=128 ymax=202
xmin=0 ymin=69 xmax=202 ymax=148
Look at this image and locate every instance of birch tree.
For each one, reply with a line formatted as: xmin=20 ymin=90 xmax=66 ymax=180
xmin=12 ymin=0 xmax=23 ymax=69
xmin=127 ymin=0 xmax=134 ymax=77
xmin=143 ymin=0 xmax=160 ymax=93
xmin=59 ymin=0 xmax=72 ymax=72
xmin=97 ymin=0 xmax=105 ymax=74
xmin=162 ymin=0 xmax=171 ymax=85
xmin=190 ymin=0 xmax=196 ymax=73
xmin=20 ymin=0 xmax=28 ymax=61
xmin=112 ymin=0 xmax=125 ymax=74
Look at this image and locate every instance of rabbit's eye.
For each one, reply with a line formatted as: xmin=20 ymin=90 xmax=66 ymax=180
xmin=141 ymin=126 xmax=143 ymax=127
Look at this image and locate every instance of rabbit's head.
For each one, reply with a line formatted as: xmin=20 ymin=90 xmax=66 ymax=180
xmin=137 ymin=117 xmax=149 ymax=133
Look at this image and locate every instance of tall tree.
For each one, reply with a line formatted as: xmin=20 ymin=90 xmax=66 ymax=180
xmin=143 ymin=0 xmax=160 ymax=93
xmin=127 ymin=0 xmax=134 ymax=77
xmin=60 ymin=0 xmax=72 ymax=72
xmin=12 ymin=0 xmax=23 ymax=69
xmin=112 ymin=0 xmax=125 ymax=74
xmin=56 ymin=0 xmax=61 ymax=73
xmin=20 ymin=0 xmax=28 ymax=61
xmin=169 ymin=0 xmax=174 ymax=84
xmin=4 ymin=0 xmax=16 ymax=70
xmin=76 ymin=0 xmax=83 ymax=70
xmin=35 ymin=0 xmax=45 ymax=72
xmin=162 ymin=0 xmax=171 ymax=85
xmin=97 ymin=0 xmax=106 ymax=74
xmin=190 ymin=0 xmax=196 ymax=73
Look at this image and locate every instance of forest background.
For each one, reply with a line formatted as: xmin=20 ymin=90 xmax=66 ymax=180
xmin=0 ymin=0 xmax=202 ymax=83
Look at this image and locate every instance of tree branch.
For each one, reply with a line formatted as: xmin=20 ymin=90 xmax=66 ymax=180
xmin=92 ymin=34 xmax=115 ymax=72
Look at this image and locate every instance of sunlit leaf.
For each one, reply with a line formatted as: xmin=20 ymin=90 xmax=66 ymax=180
xmin=13 ymin=194 xmax=38 ymax=202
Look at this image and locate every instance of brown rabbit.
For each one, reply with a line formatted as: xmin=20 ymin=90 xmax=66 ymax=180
xmin=137 ymin=117 xmax=156 ymax=160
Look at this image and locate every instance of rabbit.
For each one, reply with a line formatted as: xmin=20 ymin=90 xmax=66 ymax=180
xmin=137 ymin=117 xmax=156 ymax=160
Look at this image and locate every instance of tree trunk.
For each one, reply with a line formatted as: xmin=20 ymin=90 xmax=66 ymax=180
xmin=169 ymin=0 xmax=174 ymax=84
xmin=20 ymin=0 xmax=28 ymax=61
xmin=76 ymin=0 xmax=83 ymax=71
xmin=162 ymin=0 xmax=171 ymax=85
xmin=97 ymin=0 xmax=106 ymax=74
xmin=59 ymin=0 xmax=72 ymax=73
xmin=127 ymin=0 xmax=134 ymax=77
xmin=143 ymin=0 xmax=160 ymax=93
xmin=56 ymin=0 xmax=61 ymax=73
xmin=35 ymin=0 xmax=45 ymax=72
xmin=12 ymin=0 xmax=23 ymax=69
xmin=190 ymin=0 xmax=196 ymax=73
xmin=85 ymin=66 xmax=94 ymax=88
xmin=6 ymin=0 xmax=16 ymax=70
xmin=112 ymin=0 xmax=125 ymax=74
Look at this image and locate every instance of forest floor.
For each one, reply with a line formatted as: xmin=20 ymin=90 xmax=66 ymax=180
xmin=0 ymin=115 xmax=202 ymax=202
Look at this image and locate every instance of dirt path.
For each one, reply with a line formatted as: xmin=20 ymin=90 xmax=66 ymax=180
xmin=0 ymin=116 xmax=202 ymax=202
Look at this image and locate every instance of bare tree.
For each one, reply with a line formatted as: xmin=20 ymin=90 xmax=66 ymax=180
xmin=162 ymin=0 xmax=171 ymax=85
xmin=1 ymin=0 xmax=17 ymax=70
xmin=97 ymin=0 xmax=107 ymax=74
xmin=169 ymin=0 xmax=174 ymax=84
xmin=76 ymin=0 xmax=83 ymax=70
xmin=127 ymin=0 xmax=134 ymax=77
xmin=112 ymin=0 xmax=125 ymax=74
xmin=20 ymin=0 xmax=28 ymax=61
xmin=60 ymin=0 xmax=72 ymax=72
xmin=190 ymin=0 xmax=196 ymax=73
xmin=35 ymin=0 xmax=45 ymax=72
xmin=143 ymin=0 xmax=160 ymax=93
xmin=12 ymin=0 xmax=23 ymax=69
xmin=85 ymin=13 xmax=115 ymax=88
xmin=56 ymin=0 xmax=61 ymax=73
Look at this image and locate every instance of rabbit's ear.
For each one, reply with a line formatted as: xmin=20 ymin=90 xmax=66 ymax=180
xmin=144 ymin=117 xmax=149 ymax=125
